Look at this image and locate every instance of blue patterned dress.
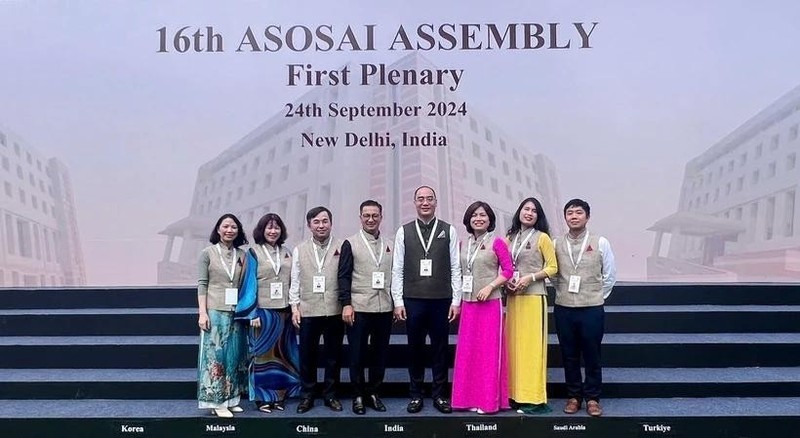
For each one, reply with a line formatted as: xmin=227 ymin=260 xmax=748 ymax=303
xmin=236 ymin=248 xmax=301 ymax=404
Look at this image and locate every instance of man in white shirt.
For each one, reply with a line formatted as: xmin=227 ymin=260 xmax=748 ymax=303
xmin=552 ymin=199 xmax=616 ymax=417
xmin=391 ymin=186 xmax=461 ymax=414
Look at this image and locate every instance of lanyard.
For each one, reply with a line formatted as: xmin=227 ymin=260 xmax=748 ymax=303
xmin=359 ymin=230 xmax=384 ymax=268
xmin=414 ymin=218 xmax=439 ymax=258
xmin=511 ymin=229 xmax=536 ymax=263
xmin=466 ymin=233 xmax=489 ymax=273
xmin=261 ymin=244 xmax=281 ymax=276
xmin=313 ymin=239 xmax=332 ymax=274
xmin=215 ymin=244 xmax=237 ymax=283
xmin=566 ymin=232 xmax=590 ymax=270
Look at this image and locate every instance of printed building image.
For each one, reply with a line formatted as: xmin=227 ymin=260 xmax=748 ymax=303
xmin=0 ymin=123 xmax=86 ymax=287
xmin=158 ymin=53 xmax=563 ymax=284
xmin=648 ymin=85 xmax=800 ymax=281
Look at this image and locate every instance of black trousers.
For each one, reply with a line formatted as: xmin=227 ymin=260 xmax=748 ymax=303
xmin=404 ymin=297 xmax=451 ymax=399
xmin=554 ymin=304 xmax=605 ymax=402
xmin=346 ymin=311 xmax=393 ymax=398
xmin=298 ymin=315 xmax=344 ymax=400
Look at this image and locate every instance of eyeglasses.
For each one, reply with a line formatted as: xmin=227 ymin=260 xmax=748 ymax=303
xmin=361 ymin=214 xmax=381 ymax=220
xmin=415 ymin=196 xmax=435 ymax=203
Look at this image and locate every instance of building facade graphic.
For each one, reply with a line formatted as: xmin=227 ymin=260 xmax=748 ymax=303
xmin=649 ymin=85 xmax=800 ymax=281
xmin=158 ymin=54 xmax=564 ymax=284
xmin=0 ymin=123 xmax=86 ymax=287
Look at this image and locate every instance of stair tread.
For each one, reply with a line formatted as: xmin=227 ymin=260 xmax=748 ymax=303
xmin=3 ymin=333 xmax=800 ymax=346
xmin=602 ymin=305 xmax=800 ymax=312
xmin=2 ymin=305 xmax=799 ymax=316
xmin=2 ymin=367 xmax=799 ymax=383
xmin=0 ymin=308 xmax=197 ymax=315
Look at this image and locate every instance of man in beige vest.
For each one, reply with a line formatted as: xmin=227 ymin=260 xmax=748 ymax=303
xmin=289 ymin=206 xmax=345 ymax=413
xmin=337 ymin=200 xmax=394 ymax=415
xmin=553 ymin=199 xmax=616 ymax=417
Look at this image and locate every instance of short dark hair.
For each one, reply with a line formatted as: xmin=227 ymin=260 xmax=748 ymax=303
xmin=360 ymin=199 xmax=382 ymax=213
xmin=563 ymin=198 xmax=591 ymax=217
xmin=413 ymin=185 xmax=437 ymax=200
xmin=209 ymin=213 xmax=248 ymax=247
xmin=253 ymin=213 xmax=287 ymax=246
xmin=306 ymin=206 xmax=333 ymax=224
xmin=507 ymin=197 xmax=550 ymax=237
xmin=462 ymin=201 xmax=496 ymax=234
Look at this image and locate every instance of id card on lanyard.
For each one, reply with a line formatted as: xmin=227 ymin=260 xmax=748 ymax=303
xmin=270 ymin=283 xmax=283 ymax=299
xmin=372 ymin=272 xmax=385 ymax=289
xmin=461 ymin=275 xmax=474 ymax=293
xmin=263 ymin=245 xmax=284 ymax=299
xmin=462 ymin=233 xmax=488 ymax=293
xmin=360 ymin=230 xmax=386 ymax=289
xmin=420 ymin=259 xmax=433 ymax=277
xmin=312 ymin=276 xmax=326 ymax=293
xmin=565 ymin=233 xmax=589 ymax=294
xmin=216 ymin=244 xmax=238 ymax=305
xmin=312 ymin=239 xmax=331 ymax=294
xmin=415 ymin=219 xmax=438 ymax=277
xmin=511 ymin=229 xmax=535 ymax=285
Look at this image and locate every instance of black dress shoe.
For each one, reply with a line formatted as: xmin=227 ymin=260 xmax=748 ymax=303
xmin=352 ymin=396 xmax=366 ymax=415
xmin=324 ymin=397 xmax=343 ymax=412
xmin=433 ymin=397 xmax=452 ymax=414
xmin=407 ymin=397 xmax=423 ymax=414
xmin=296 ymin=397 xmax=314 ymax=414
xmin=367 ymin=394 xmax=387 ymax=412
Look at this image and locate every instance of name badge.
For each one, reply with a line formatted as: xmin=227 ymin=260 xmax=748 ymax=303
xmin=420 ymin=259 xmax=432 ymax=277
xmin=462 ymin=275 xmax=474 ymax=293
xmin=568 ymin=275 xmax=581 ymax=293
xmin=313 ymin=275 xmax=326 ymax=293
xmin=224 ymin=288 xmax=238 ymax=305
xmin=372 ymin=272 xmax=385 ymax=289
xmin=270 ymin=282 xmax=283 ymax=299
xmin=512 ymin=271 xmax=520 ymax=282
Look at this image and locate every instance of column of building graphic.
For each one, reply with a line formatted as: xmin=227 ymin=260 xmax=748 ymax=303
xmin=367 ymin=54 xmax=565 ymax=238
xmin=648 ymin=85 xmax=800 ymax=281
xmin=0 ymin=124 xmax=86 ymax=287
xmin=158 ymin=53 xmax=563 ymax=284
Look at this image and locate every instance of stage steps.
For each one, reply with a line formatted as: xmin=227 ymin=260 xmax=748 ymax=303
xmin=0 ymin=283 xmax=799 ymax=437
xmin=1 ymin=333 xmax=800 ymax=369
xmin=2 ymin=367 xmax=799 ymax=400
xmin=3 ymin=305 xmax=800 ymax=335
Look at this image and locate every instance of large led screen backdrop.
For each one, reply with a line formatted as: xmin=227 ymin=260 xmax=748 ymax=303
xmin=1 ymin=1 xmax=799 ymax=287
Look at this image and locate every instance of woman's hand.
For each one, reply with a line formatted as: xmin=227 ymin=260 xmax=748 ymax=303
xmin=198 ymin=312 xmax=210 ymax=332
xmin=250 ymin=317 xmax=261 ymax=328
xmin=517 ymin=274 xmax=534 ymax=290
xmin=476 ymin=286 xmax=493 ymax=302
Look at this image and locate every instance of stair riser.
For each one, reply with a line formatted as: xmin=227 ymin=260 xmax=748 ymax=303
xmin=3 ymin=312 xmax=798 ymax=336
xmin=2 ymin=284 xmax=799 ymax=309
xmin=2 ymin=381 xmax=799 ymax=400
xmin=2 ymin=344 xmax=799 ymax=368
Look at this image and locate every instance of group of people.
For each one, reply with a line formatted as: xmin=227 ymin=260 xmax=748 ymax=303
xmin=196 ymin=185 xmax=616 ymax=419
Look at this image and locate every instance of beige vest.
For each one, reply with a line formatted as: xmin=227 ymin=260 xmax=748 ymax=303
xmin=297 ymin=237 xmax=344 ymax=317
xmin=509 ymin=229 xmax=547 ymax=296
xmin=251 ymin=244 xmax=292 ymax=309
xmin=202 ymin=244 xmax=244 ymax=311
xmin=346 ymin=231 xmax=394 ymax=313
xmin=554 ymin=232 xmax=603 ymax=307
xmin=460 ymin=234 xmax=501 ymax=302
